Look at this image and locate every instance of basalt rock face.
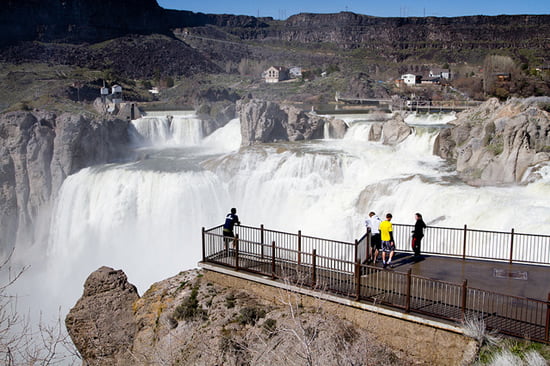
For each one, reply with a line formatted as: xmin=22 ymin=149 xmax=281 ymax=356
xmin=0 ymin=0 xmax=267 ymax=47
xmin=65 ymin=266 xmax=139 ymax=365
xmin=434 ymin=97 xmax=550 ymax=185
xmin=3 ymin=1 xmax=548 ymax=65
xmin=254 ymin=13 xmax=550 ymax=53
xmin=0 ymin=0 xmax=166 ymax=46
xmin=0 ymin=110 xmax=130 ymax=252
xmin=237 ymin=99 xmax=347 ymax=145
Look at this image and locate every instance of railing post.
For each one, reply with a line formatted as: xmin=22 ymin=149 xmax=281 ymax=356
xmin=462 ymin=224 xmax=468 ymax=260
xmin=260 ymin=224 xmax=265 ymax=260
xmin=461 ymin=280 xmax=468 ymax=321
xmin=312 ymin=249 xmax=317 ymax=288
xmin=546 ymin=292 xmax=550 ymax=342
xmin=298 ymin=230 xmax=302 ymax=266
xmin=234 ymin=234 xmax=239 ymax=271
xmin=405 ymin=269 xmax=412 ymax=313
xmin=201 ymin=227 xmax=206 ymax=262
xmin=271 ymin=241 xmax=276 ymax=280
xmin=509 ymin=228 xmax=515 ymax=264
xmin=354 ymin=239 xmax=359 ymax=264
xmin=355 ymin=260 xmax=361 ymax=301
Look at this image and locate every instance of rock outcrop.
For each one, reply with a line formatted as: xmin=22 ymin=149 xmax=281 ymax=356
xmin=380 ymin=114 xmax=412 ymax=144
xmin=65 ymin=266 xmax=139 ymax=365
xmin=66 ymin=267 xmax=419 ymax=365
xmin=237 ymin=99 xmax=347 ymax=145
xmin=434 ymin=97 xmax=550 ymax=185
xmin=0 ymin=110 xmax=130 ymax=252
xmin=194 ymin=88 xmax=241 ymax=136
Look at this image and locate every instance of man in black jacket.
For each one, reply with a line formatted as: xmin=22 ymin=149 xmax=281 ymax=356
xmin=223 ymin=208 xmax=240 ymax=250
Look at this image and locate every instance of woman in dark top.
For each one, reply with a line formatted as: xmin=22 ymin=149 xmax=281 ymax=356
xmin=412 ymin=213 xmax=427 ymax=257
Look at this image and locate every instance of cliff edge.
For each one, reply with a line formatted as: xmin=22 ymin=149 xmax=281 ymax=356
xmin=66 ymin=267 xmax=425 ymax=365
xmin=0 ymin=109 xmax=130 ymax=252
xmin=434 ymin=97 xmax=550 ymax=185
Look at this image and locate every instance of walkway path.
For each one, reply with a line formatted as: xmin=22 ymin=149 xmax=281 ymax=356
xmin=386 ymin=252 xmax=550 ymax=301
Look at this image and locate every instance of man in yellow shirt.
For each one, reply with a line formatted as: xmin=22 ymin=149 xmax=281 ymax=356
xmin=379 ymin=213 xmax=395 ymax=268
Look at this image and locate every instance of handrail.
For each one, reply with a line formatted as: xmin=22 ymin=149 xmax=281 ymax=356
xmin=202 ymin=223 xmax=550 ymax=344
xmin=392 ymin=223 xmax=550 ymax=266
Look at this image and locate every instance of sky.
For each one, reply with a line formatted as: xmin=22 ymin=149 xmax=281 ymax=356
xmin=157 ymin=0 xmax=549 ymax=19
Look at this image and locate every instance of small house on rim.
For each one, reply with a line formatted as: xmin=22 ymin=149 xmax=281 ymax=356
xmin=401 ymin=74 xmax=422 ymax=86
xmin=429 ymin=68 xmax=451 ymax=80
xmin=264 ymin=66 xmax=289 ymax=83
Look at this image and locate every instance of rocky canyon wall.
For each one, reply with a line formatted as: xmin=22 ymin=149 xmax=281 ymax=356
xmin=434 ymin=97 xmax=550 ymax=185
xmin=0 ymin=110 xmax=130 ymax=252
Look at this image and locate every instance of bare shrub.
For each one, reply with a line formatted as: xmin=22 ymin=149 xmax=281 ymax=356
xmin=461 ymin=315 xmax=501 ymax=348
xmin=0 ymin=252 xmax=79 ymax=365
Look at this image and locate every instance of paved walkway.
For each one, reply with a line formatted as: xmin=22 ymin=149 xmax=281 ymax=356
xmin=384 ymin=252 xmax=550 ymax=301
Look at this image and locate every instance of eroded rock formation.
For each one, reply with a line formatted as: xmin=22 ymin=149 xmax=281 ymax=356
xmin=0 ymin=110 xmax=130 ymax=251
xmin=65 ymin=266 xmax=139 ymax=365
xmin=434 ymin=97 xmax=550 ymax=185
xmin=66 ymin=267 xmax=432 ymax=365
xmin=381 ymin=114 xmax=412 ymax=144
xmin=237 ymin=99 xmax=347 ymax=145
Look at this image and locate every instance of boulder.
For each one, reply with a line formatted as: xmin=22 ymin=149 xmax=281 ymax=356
xmin=326 ymin=118 xmax=348 ymax=139
xmin=381 ymin=114 xmax=412 ymax=145
xmin=65 ymin=266 xmax=139 ymax=365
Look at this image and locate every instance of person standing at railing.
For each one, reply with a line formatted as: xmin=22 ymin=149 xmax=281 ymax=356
xmin=223 ymin=208 xmax=241 ymax=251
xmin=365 ymin=212 xmax=382 ymax=264
xmin=412 ymin=213 xmax=427 ymax=258
xmin=379 ymin=213 xmax=396 ymax=269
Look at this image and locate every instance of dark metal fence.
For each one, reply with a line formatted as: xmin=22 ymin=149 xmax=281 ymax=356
xmin=392 ymin=224 xmax=550 ymax=265
xmin=202 ymin=224 xmax=550 ymax=344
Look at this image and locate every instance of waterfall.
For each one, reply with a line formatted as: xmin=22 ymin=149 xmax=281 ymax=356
xmin=8 ymin=112 xmax=550 ymax=327
xmin=131 ymin=111 xmax=203 ymax=147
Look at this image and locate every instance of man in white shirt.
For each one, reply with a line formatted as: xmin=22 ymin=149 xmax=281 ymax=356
xmin=365 ymin=212 xmax=382 ymax=264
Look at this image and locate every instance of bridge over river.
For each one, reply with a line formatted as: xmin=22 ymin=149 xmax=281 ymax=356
xmin=200 ymin=223 xmax=550 ymax=344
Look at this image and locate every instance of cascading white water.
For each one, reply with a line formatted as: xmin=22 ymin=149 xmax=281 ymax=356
xmin=131 ymin=111 xmax=203 ymax=146
xmin=9 ymin=112 xmax=550 ymax=328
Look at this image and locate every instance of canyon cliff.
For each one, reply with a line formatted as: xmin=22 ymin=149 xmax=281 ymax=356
xmin=0 ymin=109 xmax=130 ymax=252
xmin=1 ymin=1 xmax=548 ymax=71
xmin=434 ymin=97 xmax=550 ymax=185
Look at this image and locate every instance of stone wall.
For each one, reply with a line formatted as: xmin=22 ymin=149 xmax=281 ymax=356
xmin=203 ymin=268 xmax=477 ymax=366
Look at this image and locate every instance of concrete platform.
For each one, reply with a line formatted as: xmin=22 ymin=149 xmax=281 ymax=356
xmin=383 ymin=252 xmax=550 ymax=301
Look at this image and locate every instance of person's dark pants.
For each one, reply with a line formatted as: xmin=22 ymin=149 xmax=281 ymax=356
xmin=371 ymin=233 xmax=381 ymax=261
xmin=223 ymin=230 xmax=234 ymax=251
xmin=412 ymin=236 xmax=422 ymax=256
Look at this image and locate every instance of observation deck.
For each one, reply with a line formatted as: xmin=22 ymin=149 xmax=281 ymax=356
xmin=200 ymin=223 xmax=550 ymax=344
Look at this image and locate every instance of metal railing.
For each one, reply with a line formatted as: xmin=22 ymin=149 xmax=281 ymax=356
xmin=202 ymin=224 xmax=550 ymax=344
xmin=392 ymin=224 xmax=550 ymax=265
